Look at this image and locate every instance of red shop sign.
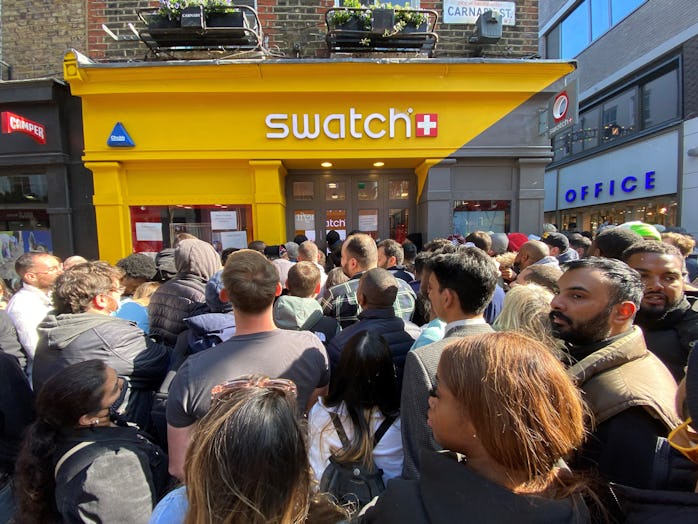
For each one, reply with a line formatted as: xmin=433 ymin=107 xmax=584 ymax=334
xmin=1 ymin=111 xmax=46 ymax=144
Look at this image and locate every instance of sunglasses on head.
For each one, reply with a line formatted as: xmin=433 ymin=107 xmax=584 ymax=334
xmin=210 ymin=375 xmax=297 ymax=402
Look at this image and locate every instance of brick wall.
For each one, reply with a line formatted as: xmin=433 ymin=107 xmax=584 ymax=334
xmin=1 ymin=0 xmax=541 ymax=78
xmin=1 ymin=0 xmax=86 ymax=80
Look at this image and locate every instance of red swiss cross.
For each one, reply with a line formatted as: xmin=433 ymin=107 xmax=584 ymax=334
xmin=415 ymin=113 xmax=438 ymax=137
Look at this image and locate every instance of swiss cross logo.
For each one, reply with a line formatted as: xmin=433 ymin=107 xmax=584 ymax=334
xmin=415 ymin=113 xmax=438 ymax=137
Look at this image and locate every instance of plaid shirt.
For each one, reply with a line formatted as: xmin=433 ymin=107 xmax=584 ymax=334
xmin=321 ymin=272 xmax=416 ymax=329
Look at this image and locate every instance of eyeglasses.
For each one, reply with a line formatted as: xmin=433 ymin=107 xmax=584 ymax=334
xmin=668 ymin=418 xmax=698 ymax=464
xmin=210 ymin=375 xmax=297 ymax=402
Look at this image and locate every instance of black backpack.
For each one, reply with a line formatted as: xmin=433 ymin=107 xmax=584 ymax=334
xmin=319 ymin=411 xmax=396 ymax=512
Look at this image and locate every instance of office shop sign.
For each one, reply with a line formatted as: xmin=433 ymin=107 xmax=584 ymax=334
xmin=556 ymin=132 xmax=678 ymax=210
xmin=265 ymin=108 xmax=438 ymax=140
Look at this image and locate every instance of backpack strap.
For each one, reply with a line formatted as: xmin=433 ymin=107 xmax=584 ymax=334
xmin=54 ymin=441 xmax=97 ymax=480
xmin=329 ymin=411 xmax=351 ymax=449
xmin=329 ymin=411 xmax=397 ymax=450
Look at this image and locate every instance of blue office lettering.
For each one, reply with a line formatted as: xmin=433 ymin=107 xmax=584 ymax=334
xmin=645 ymin=171 xmax=655 ymax=189
xmin=621 ymin=176 xmax=637 ymax=193
xmin=580 ymin=186 xmax=589 ymax=200
xmin=565 ymin=189 xmax=576 ymax=203
xmin=594 ymin=182 xmax=603 ymax=198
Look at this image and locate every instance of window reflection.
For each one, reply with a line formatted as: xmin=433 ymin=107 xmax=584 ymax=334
xmin=325 ymin=182 xmax=346 ymax=201
xmin=293 ymin=182 xmax=314 ymax=201
xmin=389 ymin=180 xmax=410 ymax=200
xmin=357 ymin=181 xmax=378 ymax=201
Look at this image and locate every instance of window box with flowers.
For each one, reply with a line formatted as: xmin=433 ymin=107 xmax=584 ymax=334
xmin=137 ymin=0 xmax=261 ymax=54
xmin=325 ymin=2 xmax=437 ymax=54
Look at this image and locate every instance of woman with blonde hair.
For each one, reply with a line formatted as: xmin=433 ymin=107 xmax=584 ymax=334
xmin=361 ymin=331 xmax=591 ymax=523
xmin=492 ymin=283 xmax=561 ymax=358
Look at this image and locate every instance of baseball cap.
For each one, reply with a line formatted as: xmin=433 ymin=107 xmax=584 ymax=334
xmin=541 ymin=232 xmax=569 ymax=251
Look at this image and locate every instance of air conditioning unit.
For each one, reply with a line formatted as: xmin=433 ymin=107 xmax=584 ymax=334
xmin=469 ymin=10 xmax=502 ymax=44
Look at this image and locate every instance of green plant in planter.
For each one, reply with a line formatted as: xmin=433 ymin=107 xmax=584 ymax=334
xmin=329 ymin=0 xmax=371 ymax=31
xmin=394 ymin=5 xmax=427 ymax=28
xmin=156 ymin=0 xmax=235 ymax=19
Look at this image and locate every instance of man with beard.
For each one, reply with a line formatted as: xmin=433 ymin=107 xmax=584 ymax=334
xmin=623 ymin=241 xmax=698 ymax=382
xmin=550 ymin=257 xmax=682 ymax=489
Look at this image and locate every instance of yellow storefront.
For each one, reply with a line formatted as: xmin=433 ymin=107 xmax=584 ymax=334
xmin=63 ymin=50 xmax=574 ymax=262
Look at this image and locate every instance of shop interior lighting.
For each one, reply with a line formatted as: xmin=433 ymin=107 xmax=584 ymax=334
xmin=321 ymin=161 xmax=333 ymax=168
xmin=373 ymin=161 xmax=385 ymax=167
xmin=328 ymin=182 xmax=337 ymax=189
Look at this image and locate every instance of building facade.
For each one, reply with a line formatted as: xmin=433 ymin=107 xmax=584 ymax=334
xmin=539 ymin=0 xmax=698 ymax=237
xmin=3 ymin=0 xmax=575 ymax=261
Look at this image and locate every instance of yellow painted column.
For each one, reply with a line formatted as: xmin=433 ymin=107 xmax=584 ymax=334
xmin=249 ymin=160 xmax=287 ymax=245
xmin=85 ymin=161 xmax=130 ymax=263
xmin=415 ymin=159 xmax=443 ymax=200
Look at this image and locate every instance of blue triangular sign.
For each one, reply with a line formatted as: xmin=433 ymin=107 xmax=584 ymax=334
xmin=107 ymin=122 xmax=135 ymax=147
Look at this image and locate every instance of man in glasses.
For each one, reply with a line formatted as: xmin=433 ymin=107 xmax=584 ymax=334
xmin=32 ymin=261 xmax=169 ymax=430
xmin=551 ymin=257 xmax=682 ymax=490
xmin=6 ymin=252 xmax=63 ymax=375
xmin=166 ymin=249 xmax=330 ymax=480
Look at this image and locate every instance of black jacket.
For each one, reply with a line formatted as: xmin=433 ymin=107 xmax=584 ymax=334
xmin=0 ymin=310 xmax=25 ymax=370
xmin=326 ymin=307 xmax=420 ymax=388
xmin=361 ymin=450 xmax=590 ymax=524
xmin=0 ymin=352 xmax=33 ymax=476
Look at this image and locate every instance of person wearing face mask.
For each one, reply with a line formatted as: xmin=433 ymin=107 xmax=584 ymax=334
xmin=14 ymin=360 xmax=169 ymax=524
xmin=32 ymin=262 xmax=169 ymax=430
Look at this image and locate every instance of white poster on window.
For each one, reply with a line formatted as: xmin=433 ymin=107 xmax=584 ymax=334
xmin=220 ymin=230 xmax=248 ymax=249
xmin=294 ymin=212 xmax=315 ymax=231
xmin=210 ymin=211 xmax=238 ymax=231
xmin=135 ymin=222 xmax=163 ymax=241
xmin=305 ymin=230 xmax=316 ymax=242
xmin=358 ymin=213 xmax=378 ymax=232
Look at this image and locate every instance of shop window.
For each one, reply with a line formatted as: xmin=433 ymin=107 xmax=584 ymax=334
xmin=0 ymin=174 xmax=48 ymax=204
xmin=452 ymin=200 xmax=510 ymax=235
xmin=358 ymin=209 xmax=379 ymax=239
xmin=389 ymin=180 xmax=410 ymax=200
xmin=293 ymin=181 xmax=314 ymax=201
xmin=560 ymin=0 xmax=590 ymax=59
xmin=547 ymin=0 xmax=646 ymax=59
xmin=601 ymin=88 xmax=636 ymax=143
xmin=357 ymin=181 xmax=378 ymax=201
xmin=325 ymin=182 xmax=346 ymax=201
xmin=130 ymin=205 xmax=252 ymax=256
xmin=294 ymin=210 xmax=316 ymax=242
xmin=642 ymin=69 xmax=679 ymax=129
xmin=389 ymin=208 xmax=408 ymax=243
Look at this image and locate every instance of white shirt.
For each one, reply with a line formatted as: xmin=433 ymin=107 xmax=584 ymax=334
xmin=307 ymin=399 xmax=403 ymax=486
xmin=6 ymin=283 xmax=51 ymax=360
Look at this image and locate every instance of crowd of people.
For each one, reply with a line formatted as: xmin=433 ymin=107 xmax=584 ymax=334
xmin=1 ymin=222 xmax=698 ymax=523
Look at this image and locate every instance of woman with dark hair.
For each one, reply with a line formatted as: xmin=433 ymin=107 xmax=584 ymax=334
xmin=14 ymin=360 xmax=168 ymax=524
xmin=308 ymin=331 xmax=402 ymax=495
xmin=150 ymin=375 xmax=346 ymax=524
xmin=361 ymin=331 xmax=591 ymax=523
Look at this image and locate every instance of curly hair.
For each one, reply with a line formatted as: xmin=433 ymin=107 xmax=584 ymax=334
xmin=52 ymin=262 xmax=124 ymax=314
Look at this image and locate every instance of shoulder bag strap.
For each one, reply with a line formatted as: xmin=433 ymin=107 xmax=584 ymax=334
xmin=300 ymin=309 xmax=324 ymax=331
xmin=54 ymin=441 xmax=96 ymax=480
xmin=373 ymin=414 xmax=396 ymax=447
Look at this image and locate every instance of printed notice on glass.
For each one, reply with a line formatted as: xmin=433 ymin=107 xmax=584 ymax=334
xmin=220 ymin=231 xmax=248 ymax=249
xmin=294 ymin=212 xmax=315 ymax=231
xmin=135 ymin=222 xmax=163 ymax=241
xmin=358 ymin=213 xmax=378 ymax=232
xmin=211 ymin=211 xmax=238 ymax=231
